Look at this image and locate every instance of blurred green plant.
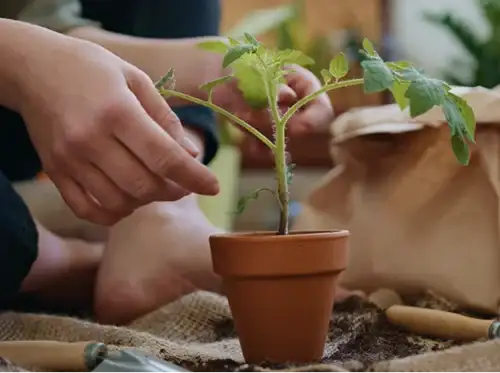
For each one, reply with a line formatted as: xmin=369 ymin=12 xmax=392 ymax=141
xmin=225 ymin=0 xmax=363 ymax=79
xmin=424 ymin=0 xmax=500 ymax=87
xmin=218 ymin=0 xmax=365 ymax=146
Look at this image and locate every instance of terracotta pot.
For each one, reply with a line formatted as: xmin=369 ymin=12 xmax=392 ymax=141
xmin=209 ymin=230 xmax=349 ymax=364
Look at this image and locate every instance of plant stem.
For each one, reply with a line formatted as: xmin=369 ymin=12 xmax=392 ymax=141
xmin=160 ymin=89 xmax=275 ymax=150
xmin=280 ymin=78 xmax=364 ymax=126
xmin=272 ymin=78 xmax=365 ymax=235
xmin=275 ymin=122 xmax=289 ymax=235
xmin=255 ymin=55 xmax=290 ymax=235
xmin=267 ymin=83 xmax=289 ymax=235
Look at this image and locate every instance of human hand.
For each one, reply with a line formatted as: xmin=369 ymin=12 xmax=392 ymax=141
xmin=281 ymin=65 xmax=334 ymax=134
xmin=213 ymin=64 xmax=333 ymax=135
xmin=18 ymin=37 xmax=219 ymax=226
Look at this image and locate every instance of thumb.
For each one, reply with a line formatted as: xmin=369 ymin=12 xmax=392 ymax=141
xmin=277 ymin=84 xmax=297 ymax=107
xmin=126 ymin=69 xmax=200 ymax=157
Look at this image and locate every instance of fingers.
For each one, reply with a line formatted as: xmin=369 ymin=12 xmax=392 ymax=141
xmin=246 ymin=137 xmax=274 ymax=160
xmin=51 ymin=173 xmax=124 ymax=226
xmin=114 ymin=92 xmax=219 ymax=196
xmin=84 ymin=136 xmax=190 ymax=203
xmin=126 ymin=68 xmax=200 ymax=157
xmin=287 ymin=97 xmax=334 ymax=134
xmin=283 ymin=66 xmax=334 ymax=133
xmin=277 ymin=84 xmax=297 ymax=106
xmin=72 ymin=162 xmax=138 ymax=215
xmin=51 ymin=156 xmax=191 ymax=226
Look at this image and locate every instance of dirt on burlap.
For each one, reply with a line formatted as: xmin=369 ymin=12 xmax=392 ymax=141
xmin=0 ymin=290 xmax=498 ymax=372
xmin=185 ymin=291 xmax=466 ymax=372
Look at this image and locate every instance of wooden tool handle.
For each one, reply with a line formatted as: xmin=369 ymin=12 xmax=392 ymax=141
xmin=0 ymin=341 xmax=101 ymax=371
xmin=386 ymin=305 xmax=492 ymax=342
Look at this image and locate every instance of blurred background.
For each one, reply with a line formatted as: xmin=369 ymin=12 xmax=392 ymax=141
xmin=201 ymin=0 xmax=497 ymax=232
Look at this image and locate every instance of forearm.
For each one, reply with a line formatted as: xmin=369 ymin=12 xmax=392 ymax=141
xmin=0 ymin=19 xmax=34 ymax=111
xmin=0 ymin=19 xmax=70 ymax=112
xmin=67 ymin=26 xmax=225 ymax=104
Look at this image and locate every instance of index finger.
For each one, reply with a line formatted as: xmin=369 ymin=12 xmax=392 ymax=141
xmin=287 ymin=96 xmax=334 ymax=134
xmin=113 ymin=94 xmax=220 ymax=196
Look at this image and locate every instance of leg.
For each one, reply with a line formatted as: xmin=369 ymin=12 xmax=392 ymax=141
xmin=0 ymin=107 xmax=104 ymax=312
xmin=0 ymin=169 xmax=38 ymax=309
xmin=20 ymin=222 xmax=104 ymax=312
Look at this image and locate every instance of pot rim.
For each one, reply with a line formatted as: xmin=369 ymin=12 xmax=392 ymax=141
xmin=210 ymin=229 xmax=349 ymax=277
xmin=210 ymin=229 xmax=349 ymax=242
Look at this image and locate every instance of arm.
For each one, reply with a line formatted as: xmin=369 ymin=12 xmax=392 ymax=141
xmin=16 ymin=0 xmax=225 ymax=104
xmin=15 ymin=0 xmax=223 ymax=164
xmin=0 ymin=19 xmax=27 ymax=111
xmin=69 ymin=28 xmax=225 ymax=104
xmin=0 ymin=18 xmax=69 ymax=112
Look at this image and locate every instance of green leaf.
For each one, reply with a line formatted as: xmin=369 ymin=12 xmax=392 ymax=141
xmin=199 ymin=75 xmax=233 ymax=92
xmin=392 ymin=65 xmax=451 ymax=117
xmin=321 ymin=69 xmax=333 ymax=84
xmin=329 ymin=52 xmax=349 ymax=79
xmin=361 ymin=57 xmax=395 ymax=93
xmin=276 ymin=49 xmax=315 ymax=66
xmin=450 ymin=135 xmax=470 ymax=165
xmin=234 ymin=188 xmax=276 ymax=215
xmin=390 ymin=79 xmax=410 ymax=110
xmin=442 ymin=93 xmax=476 ymax=142
xmin=223 ymin=44 xmax=257 ymax=68
xmin=228 ymin=37 xmax=241 ymax=46
xmin=362 ymin=38 xmax=376 ymax=56
xmin=244 ymin=32 xmax=260 ymax=46
xmin=386 ymin=61 xmax=413 ymax=72
xmin=154 ymin=68 xmax=175 ymax=90
xmin=399 ymin=66 xmax=426 ymax=81
xmin=232 ymin=54 xmax=269 ymax=109
xmin=404 ymin=78 xmax=449 ymax=117
xmin=197 ymin=40 xmax=229 ymax=54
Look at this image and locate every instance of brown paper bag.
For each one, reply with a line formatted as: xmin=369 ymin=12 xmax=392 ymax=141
xmin=294 ymin=86 xmax=500 ymax=314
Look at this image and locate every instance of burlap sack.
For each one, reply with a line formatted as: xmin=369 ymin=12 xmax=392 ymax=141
xmin=294 ymin=85 xmax=500 ymax=315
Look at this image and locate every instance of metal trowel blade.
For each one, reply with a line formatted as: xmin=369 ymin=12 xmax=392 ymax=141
xmin=93 ymin=349 xmax=189 ymax=372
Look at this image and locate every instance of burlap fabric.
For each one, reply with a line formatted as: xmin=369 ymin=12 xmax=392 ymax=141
xmin=1 ymin=290 xmax=500 ymax=372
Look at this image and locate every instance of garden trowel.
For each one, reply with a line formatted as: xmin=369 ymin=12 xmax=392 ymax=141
xmin=385 ymin=305 xmax=500 ymax=342
xmin=0 ymin=340 xmax=189 ymax=372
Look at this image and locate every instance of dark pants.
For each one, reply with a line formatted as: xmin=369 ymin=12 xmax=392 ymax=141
xmin=0 ymin=0 xmax=220 ymax=307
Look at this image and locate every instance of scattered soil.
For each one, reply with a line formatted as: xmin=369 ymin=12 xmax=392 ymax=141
xmin=194 ymin=292 xmax=468 ymax=372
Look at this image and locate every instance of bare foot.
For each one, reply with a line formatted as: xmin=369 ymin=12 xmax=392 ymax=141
xmin=94 ymin=196 xmax=222 ymax=325
xmin=21 ymin=222 xmax=104 ymax=309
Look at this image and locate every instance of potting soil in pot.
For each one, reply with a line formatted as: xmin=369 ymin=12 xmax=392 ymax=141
xmin=0 ymin=290 xmax=497 ymax=372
